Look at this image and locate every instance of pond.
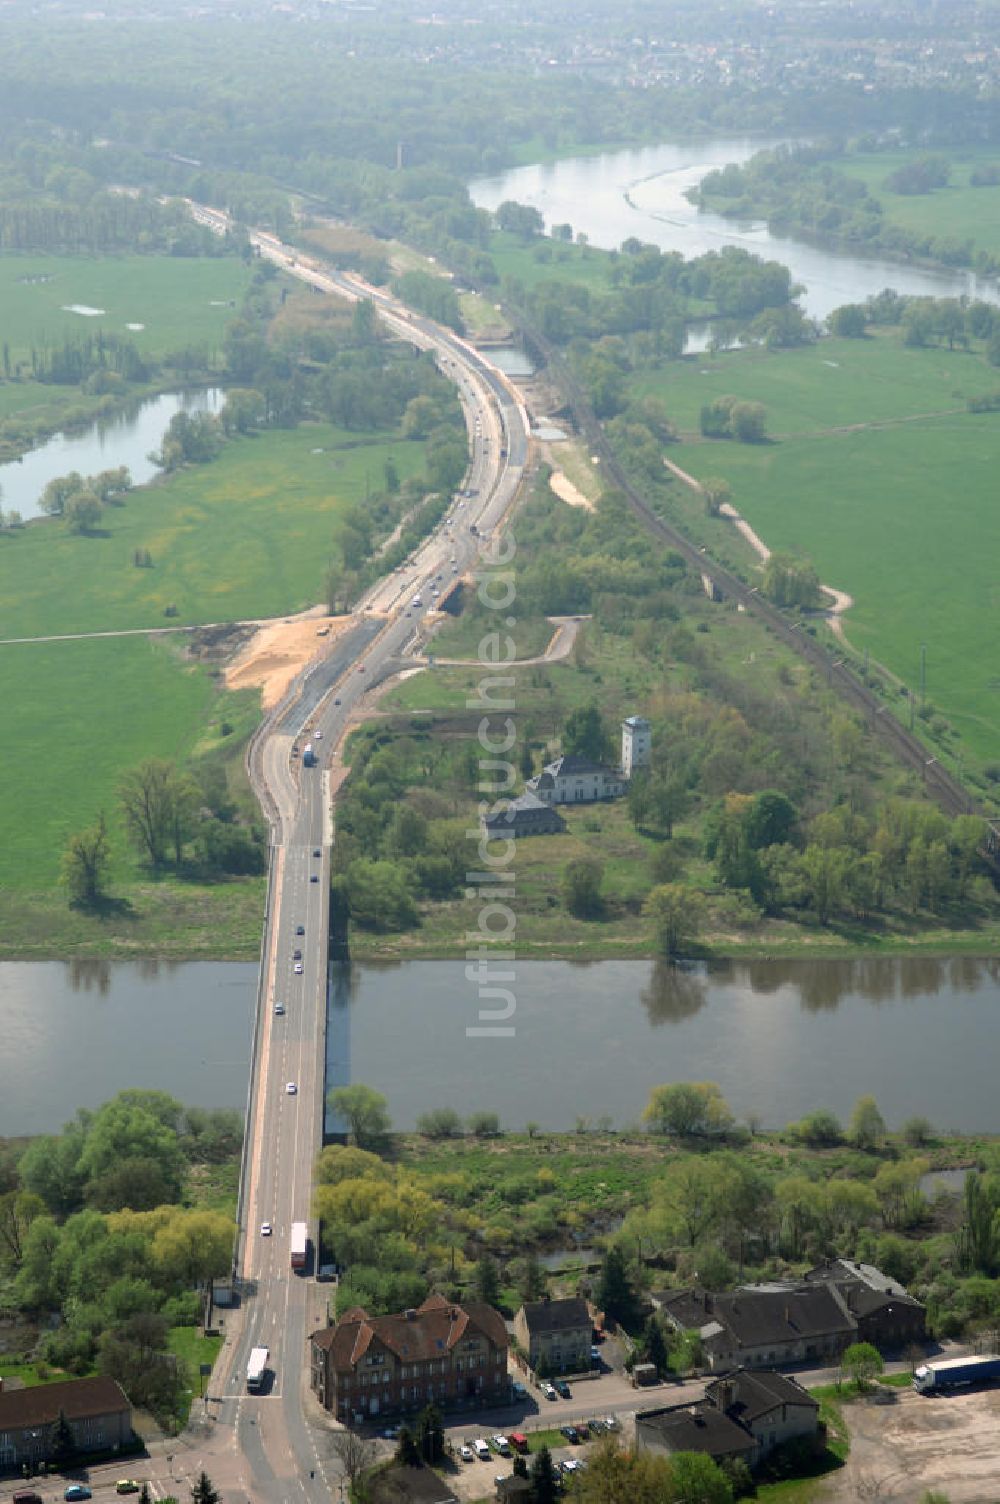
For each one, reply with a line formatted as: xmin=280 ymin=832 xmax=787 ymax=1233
xmin=3 ymin=387 xmax=223 ymax=522
xmin=470 ymin=138 xmax=1000 ymax=325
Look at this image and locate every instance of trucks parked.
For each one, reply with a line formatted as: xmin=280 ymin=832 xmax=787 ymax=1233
xmin=913 ymin=1354 xmax=1000 ymax=1393
xmin=246 ymin=1346 xmax=269 ymax=1392
xmin=290 ymin=1221 xmax=309 ymax=1271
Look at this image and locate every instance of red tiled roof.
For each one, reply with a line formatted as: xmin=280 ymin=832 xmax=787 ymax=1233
xmin=312 ymin=1296 xmax=507 ymax=1374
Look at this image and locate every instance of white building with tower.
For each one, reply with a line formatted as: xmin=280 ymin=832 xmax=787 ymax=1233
xmin=621 ymin=715 xmax=652 ymax=779
xmin=524 ymin=714 xmax=653 ymax=809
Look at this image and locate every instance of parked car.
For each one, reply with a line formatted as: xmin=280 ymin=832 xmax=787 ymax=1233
xmin=473 ymin=1439 xmax=491 ymax=1461
xmin=459 ymin=1445 xmax=474 ymax=1463
xmin=491 ymin=1434 xmax=511 ymax=1456
xmin=116 ymin=1485 xmax=140 ymax=1496
xmin=65 ymin=1489 xmax=93 ymax=1501
xmin=542 ymin=1382 xmax=558 ymax=1400
xmin=512 ymin=1381 xmax=528 ymax=1400
xmin=576 ymin=1421 xmax=590 ymax=1440
xmin=380 ymin=1426 xmax=400 ymax=1441
xmin=560 ymin=1425 xmax=579 ymax=1444
xmin=591 ymin=1345 xmax=602 ymax=1365
xmin=556 ymin=1380 xmax=571 ymax=1399
xmin=604 ymin=1415 xmax=620 ymax=1431
xmin=509 ymin=1432 xmax=529 ymax=1453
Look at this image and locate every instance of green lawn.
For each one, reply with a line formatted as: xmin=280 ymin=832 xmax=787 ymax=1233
xmin=0 ymin=253 xmax=253 ymax=362
xmin=488 ymin=231 xmax=616 ymax=294
xmin=635 ymin=337 xmax=1000 ymax=765
xmin=168 ymin=1325 xmax=223 ymax=1423
xmin=0 ymin=425 xmax=426 ymax=637
xmin=838 ymin=148 xmax=1000 ymax=261
xmin=0 ymin=636 xmax=224 ymax=887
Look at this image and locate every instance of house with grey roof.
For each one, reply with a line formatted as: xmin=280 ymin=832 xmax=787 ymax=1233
xmin=803 ymin=1259 xmax=926 ymax=1349
xmin=655 ymin=1284 xmax=855 ymax=1372
xmin=483 ymin=791 xmax=566 ymax=840
xmin=527 ymin=753 xmax=625 ymax=806
xmin=638 ymin=1367 xmax=819 ymax=1469
xmin=513 ymin=1296 xmax=591 ymax=1375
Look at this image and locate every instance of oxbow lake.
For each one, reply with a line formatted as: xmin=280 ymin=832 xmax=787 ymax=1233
xmin=3 ymin=387 xmax=223 ymax=522
xmin=4 ymin=956 xmax=1000 ymax=1135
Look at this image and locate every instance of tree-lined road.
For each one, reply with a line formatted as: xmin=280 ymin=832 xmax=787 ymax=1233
xmin=184 ymin=206 xmax=531 ymax=1502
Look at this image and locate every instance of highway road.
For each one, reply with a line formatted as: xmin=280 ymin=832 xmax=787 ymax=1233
xmin=183 ymin=205 xmax=532 ymax=1502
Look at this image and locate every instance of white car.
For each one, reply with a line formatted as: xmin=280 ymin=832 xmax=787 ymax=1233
xmin=459 ymin=1445 xmax=474 ymax=1463
xmin=562 ymin=1459 xmax=581 ymax=1475
xmin=492 ymin=1434 xmax=511 ymax=1456
xmin=473 ymin=1439 xmax=490 ymax=1461
xmin=286 ymin=1081 xmax=297 ymax=1095
xmin=274 ymin=1002 xmax=285 ymax=1015
xmin=260 ymin=1222 xmax=272 ymax=1236
xmin=294 ymin=961 xmax=303 ymax=974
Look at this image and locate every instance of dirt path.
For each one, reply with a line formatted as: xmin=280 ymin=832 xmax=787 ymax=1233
xmin=663 ymin=456 xmax=855 ymax=632
xmin=431 ymin=614 xmax=589 ymax=667
xmin=548 ymin=468 xmax=595 ymax=512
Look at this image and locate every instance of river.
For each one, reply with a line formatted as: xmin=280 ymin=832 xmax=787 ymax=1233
xmin=4 ymin=955 xmax=1000 ymax=1137
xmin=3 ymin=387 xmax=223 ymax=522
xmin=470 ymin=138 xmax=1000 ymax=322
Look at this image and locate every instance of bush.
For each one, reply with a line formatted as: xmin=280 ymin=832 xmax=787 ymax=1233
xmin=416 ymin=1107 xmax=463 ymax=1139
xmin=468 ymin=1111 xmax=501 ymax=1138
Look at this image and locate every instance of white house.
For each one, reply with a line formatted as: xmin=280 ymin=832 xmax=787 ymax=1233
xmin=527 ymin=753 xmax=626 ymax=805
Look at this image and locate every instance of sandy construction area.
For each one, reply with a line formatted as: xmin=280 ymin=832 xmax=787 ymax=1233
xmin=829 ymin=1386 xmax=1000 ymax=1503
xmin=225 ymin=614 xmax=351 ymax=710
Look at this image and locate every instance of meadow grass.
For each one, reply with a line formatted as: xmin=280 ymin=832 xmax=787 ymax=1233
xmin=488 ymin=231 xmax=616 ymax=294
xmin=0 ymin=425 xmax=427 ymax=637
xmin=0 ymin=635 xmax=245 ymax=886
xmin=838 ymin=148 xmax=1000 ymax=260
xmin=0 ymin=253 xmax=253 ymax=361
xmin=634 ymin=337 xmax=1000 ymax=764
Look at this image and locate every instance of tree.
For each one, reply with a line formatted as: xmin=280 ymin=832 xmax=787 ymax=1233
xmin=842 ymin=1341 xmax=884 ymax=1390
xmin=39 ymin=471 xmax=85 ymax=516
xmin=416 ymin=1402 xmax=445 ymax=1465
xmin=528 ymin=1444 xmax=560 ymax=1504
xmin=563 ymin=857 xmax=604 ymax=918
xmin=519 ymin=1252 xmax=546 ymax=1303
xmin=152 ymin=1209 xmax=234 ymax=1291
xmin=643 ymin=1082 xmax=734 ymax=1138
xmin=701 ymin=476 xmax=732 ymax=516
xmin=329 ymin=1084 xmax=391 ymax=1150
xmin=48 ymin=1408 xmax=75 ymax=1466
xmin=220 ymin=387 xmax=266 ymax=434
xmin=644 ymin=1314 xmax=668 ymax=1376
xmin=597 ymin=1245 xmax=638 ymax=1325
xmin=644 ymin=883 xmax=705 ymax=957
xmin=190 ymin=1473 xmax=220 ymax=1504
xmin=563 ymin=700 xmax=612 ymax=763
xmin=61 ymin=812 xmax=111 ymax=907
xmin=729 ymin=401 xmax=767 ymax=443
xmin=329 ymin=1429 xmax=377 ymax=1484
xmin=416 ymin=1107 xmax=462 ymax=1139
xmin=64 ymin=489 xmax=103 ymax=533
xmin=848 ymin=1094 xmax=887 ymax=1151
xmin=0 ymin=1190 xmax=46 ymax=1266
xmin=468 ymin=1111 xmax=500 ymax=1138
xmin=828 ymin=303 xmax=868 ymax=337
xmin=118 ymin=759 xmax=192 ymax=868
xmin=474 ymin=1253 xmax=499 ymax=1306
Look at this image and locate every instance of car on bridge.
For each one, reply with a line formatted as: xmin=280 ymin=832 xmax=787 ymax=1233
xmin=294 ymin=962 xmax=303 ymax=973
xmin=286 ymin=1082 xmax=297 ymax=1095
xmin=274 ymin=1001 xmax=285 ymax=1015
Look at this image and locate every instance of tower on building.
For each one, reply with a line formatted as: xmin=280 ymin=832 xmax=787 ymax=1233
xmin=621 ymin=715 xmax=651 ymax=778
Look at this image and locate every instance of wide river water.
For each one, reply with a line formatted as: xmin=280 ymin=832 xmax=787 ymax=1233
xmin=4 ymin=138 xmax=1000 ymax=1138
xmin=4 ymin=956 xmax=1000 ymax=1136
xmin=470 ymin=138 xmax=1000 ymax=321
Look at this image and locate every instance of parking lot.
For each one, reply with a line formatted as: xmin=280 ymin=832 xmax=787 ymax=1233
xmin=831 ymin=1385 xmax=1000 ymax=1503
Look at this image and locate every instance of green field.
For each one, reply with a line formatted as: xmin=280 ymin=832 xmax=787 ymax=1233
xmin=488 ymin=230 xmax=616 ymax=294
xmin=0 ymin=634 xmax=267 ymax=956
xmin=0 ymin=253 xmax=253 ymax=361
xmin=637 ymin=336 xmax=1000 ymax=764
xmin=839 ymin=149 xmax=1000 ymax=261
xmin=0 ymin=425 xmax=426 ymax=637
xmin=1 ymin=635 xmax=231 ymax=889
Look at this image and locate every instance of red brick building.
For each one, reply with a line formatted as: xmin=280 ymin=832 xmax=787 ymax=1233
xmin=310 ymin=1294 xmax=510 ymax=1422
